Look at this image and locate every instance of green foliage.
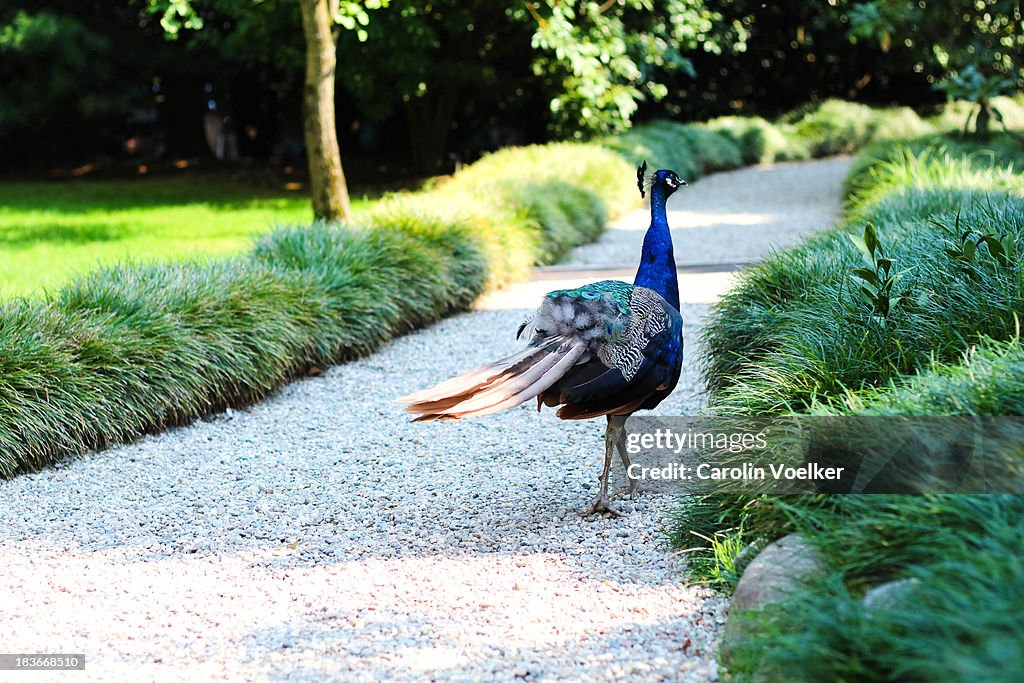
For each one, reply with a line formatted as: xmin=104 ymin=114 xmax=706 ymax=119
xmin=705 ymin=116 xmax=808 ymax=164
xmin=0 ymin=137 xmax=634 ymax=476
xmin=0 ymin=5 xmax=167 ymax=163
xmin=5 ymin=103 xmax=1007 ymax=475
xmin=929 ymin=94 xmax=1024 ymax=134
xmin=0 ymin=10 xmax=109 ymax=132
xmin=601 ymin=123 xmax=699 ymax=181
xmin=364 ymin=190 xmax=535 ymax=289
xmin=868 ymin=106 xmax=936 ymax=140
xmin=754 ymin=100 xmax=937 ymax=160
xmin=850 ymin=0 xmax=1024 ymax=135
xmin=715 ymin=107 xmax=922 ymax=170
xmin=335 ymin=0 xmax=535 ymax=166
xmin=664 ymin=122 xmax=1024 ymax=682
xmin=8 ymin=100 xmax=909 ymax=300
xmin=147 ymin=0 xmax=387 ymax=40
xmin=667 ymin=494 xmax=793 ymax=590
xmin=686 ymin=134 xmax=1024 ymax=681
xmin=719 ymin=496 xmax=1024 ymax=683
xmin=843 ymin=132 xmax=1024 ymax=203
xmin=831 ymin=337 xmax=1024 ymax=416
xmin=941 ymin=215 xmax=1018 ymax=271
xmin=672 ymin=124 xmax=744 ymax=173
xmin=847 ymin=221 xmax=910 ymax=320
xmin=791 ymin=100 xmax=885 ymax=156
xmin=2 ymin=259 xmax=326 ymax=468
xmin=521 ymin=0 xmax=745 ymax=138
xmin=448 ymin=142 xmax=636 ymax=218
xmin=144 ymin=0 xmax=747 ymax=164
xmin=701 ymin=136 xmax=1024 ymax=415
xmin=664 ymin=0 xmax=945 ymax=122
xmin=443 ymin=142 xmax=633 ymax=266
xmin=598 ymin=119 xmax=755 ymax=183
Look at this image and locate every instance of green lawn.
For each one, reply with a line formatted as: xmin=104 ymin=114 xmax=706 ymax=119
xmin=0 ymin=174 xmax=372 ymax=298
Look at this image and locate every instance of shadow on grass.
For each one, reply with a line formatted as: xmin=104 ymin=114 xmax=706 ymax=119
xmin=0 ymin=220 xmax=136 ymax=245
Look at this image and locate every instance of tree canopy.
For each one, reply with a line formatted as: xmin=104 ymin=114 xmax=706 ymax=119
xmin=850 ymin=0 xmax=1024 ymax=133
xmin=2 ymin=1 xmax=1020 ymax=171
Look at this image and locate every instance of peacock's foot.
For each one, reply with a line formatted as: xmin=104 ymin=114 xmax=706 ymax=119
xmin=583 ymin=494 xmax=623 ymax=518
xmin=610 ymin=481 xmax=638 ymax=501
xmin=612 ymin=476 xmax=661 ymax=500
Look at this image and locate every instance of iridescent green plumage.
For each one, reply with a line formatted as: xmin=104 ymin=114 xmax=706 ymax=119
xmin=545 ymin=280 xmax=635 ymax=340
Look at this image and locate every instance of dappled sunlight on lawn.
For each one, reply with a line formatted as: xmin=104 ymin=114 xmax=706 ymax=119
xmin=0 ymin=180 xmax=376 ymax=298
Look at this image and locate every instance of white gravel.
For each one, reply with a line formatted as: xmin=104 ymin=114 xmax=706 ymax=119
xmin=0 ymin=156 xmax=851 ymax=682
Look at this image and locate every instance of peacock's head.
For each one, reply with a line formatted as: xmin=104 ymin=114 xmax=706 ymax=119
xmin=636 ymin=161 xmax=687 ymax=199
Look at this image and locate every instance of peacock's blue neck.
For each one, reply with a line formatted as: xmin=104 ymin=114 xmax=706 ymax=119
xmin=634 ymin=186 xmax=680 ymax=311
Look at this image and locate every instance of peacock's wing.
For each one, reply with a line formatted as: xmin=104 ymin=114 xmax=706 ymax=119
xmin=538 ymin=281 xmax=684 ymax=419
xmin=396 ymin=280 xmax=683 ymax=421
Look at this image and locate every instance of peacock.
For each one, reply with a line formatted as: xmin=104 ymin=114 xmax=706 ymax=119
xmin=397 ymin=162 xmax=686 ymax=516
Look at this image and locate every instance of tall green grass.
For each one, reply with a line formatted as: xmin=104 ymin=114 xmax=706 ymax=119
xmin=685 ymin=131 xmax=1024 ymax=682
xmin=0 ymin=143 xmax=629 ymax=476
xmin=721 ymin=496 xmax=1024 ymax=683
xmin=701 ymin=138 xmax=1024 ymax=415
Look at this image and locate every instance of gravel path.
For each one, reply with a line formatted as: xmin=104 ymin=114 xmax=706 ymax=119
xmin=0 ymin=156 xmax=851 ymax=682
xmin=565 ymin=157 xmax=853 ymax=269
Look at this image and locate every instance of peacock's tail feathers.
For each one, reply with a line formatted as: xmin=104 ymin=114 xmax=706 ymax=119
xmin=399 ymin=337 xmax=587 ymax=421
xmin=397 ymin=280 xmax=681 ymax=422
xmin=555 ymin=395 xmax=649 ymax=420
xmin=396 ymin=343 xmax=544 ymax=406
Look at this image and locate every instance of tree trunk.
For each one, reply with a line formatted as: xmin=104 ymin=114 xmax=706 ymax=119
xmin=298 ymin=0 xmax=351 ymax=222
xmin=975 ymin=99 xmax=992 ymax=137
xmin=403 ymin=84 xmax=463 ymax=171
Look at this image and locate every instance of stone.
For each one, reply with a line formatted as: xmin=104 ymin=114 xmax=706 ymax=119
xmin=720 ymin=533 xmax=826 ymax=665
xmin=862 ymin=578 xmax=919 ymax=612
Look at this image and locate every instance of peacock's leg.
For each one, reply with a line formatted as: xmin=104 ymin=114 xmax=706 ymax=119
xmin=609 ymin=414 xmax=638 ymax=499
xmin=583 ymin=416 xmax=622 ymax=517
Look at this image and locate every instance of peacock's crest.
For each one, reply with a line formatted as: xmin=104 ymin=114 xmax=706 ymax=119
xmin=637 ymin=160 xmax=649 ymax=198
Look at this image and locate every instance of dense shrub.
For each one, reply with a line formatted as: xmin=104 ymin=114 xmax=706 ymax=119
xmin=868 ymin=105 xmax=936 ymax=140
xmin=789 ymin=100 xmax=947 ymax=157
xmin=0 ymin=142 xmax=631 ymax=476
xmin=701 ymin=137 xmax=1024 ymax=414
xmin=844 ymin=133 xmax=1024 ymax=201
xmin=706 ymin=115 xmax=809 ymax=164
xmin=601 ymin=123 xmax=701 ymax=181
xmin=670 ymin=123 xmax=745 ymax=173
xmin=686 ymin=131 xmax=1024 ymax=682
xmin=792 ymin=100 xmax=880 ymax=156
xmin=720 ymin=496 xmax=1024 ymax=683
xmin=927 ymin=94 xmax=1024 ymax=133
xmin=833 ymin=337 xmax=1024 ymax=416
